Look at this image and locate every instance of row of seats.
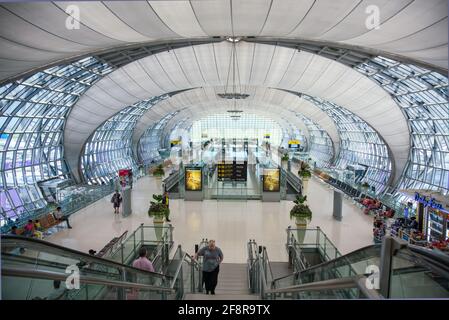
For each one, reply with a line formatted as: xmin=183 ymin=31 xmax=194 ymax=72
xmin=12 ymin=212 xmax=67 ymax=238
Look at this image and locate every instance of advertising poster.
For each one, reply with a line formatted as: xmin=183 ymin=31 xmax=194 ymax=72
xmin=185 ymin=168 xmax=202 ymax=191
xmin=263 ymin=168 xmax=280 ymax=192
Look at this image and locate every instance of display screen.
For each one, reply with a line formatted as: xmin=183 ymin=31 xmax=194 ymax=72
xmin=185 ymin=168 xmax=202 ymax=191
xmin=217 ymin=161 xmax=247 ymax=182
xmin=263 ymin=168 xmax=280 ymax=192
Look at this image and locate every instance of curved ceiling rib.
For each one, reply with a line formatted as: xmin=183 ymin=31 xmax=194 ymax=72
xmin=64 ymin=41 xmax=408 ymax=185
xmin=132 ymin=86 xmax=392 ymax=192
xmin=131 ymin=87 xmax=339 ymax=156
xmin=0 ymin=0 xmax=446 ymax=82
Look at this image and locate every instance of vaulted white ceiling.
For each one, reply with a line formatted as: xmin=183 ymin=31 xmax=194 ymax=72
xmin=0 ymin=0 xmax=446 ymax=81
xmin=130 ymin=87 xmax=340 ymax=154
xmin=64 ymin=41 xmax=408 ymax=183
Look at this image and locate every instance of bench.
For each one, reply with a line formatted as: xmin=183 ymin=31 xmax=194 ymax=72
xmin=97 ymin=230 xmax=128 ymax=258
xmin=8 ymin=212 xmax=69 ymax=239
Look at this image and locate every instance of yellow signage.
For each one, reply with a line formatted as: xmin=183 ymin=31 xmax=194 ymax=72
xmin=263 ymin=169 xmax=280 ymax=192
xmin=185 ymin=168 xmax=202 ymax=191
xmin=170 ymin=140 xmax=181 ymax=145
xmin=288 ymin=140 xmax=300 ymax=145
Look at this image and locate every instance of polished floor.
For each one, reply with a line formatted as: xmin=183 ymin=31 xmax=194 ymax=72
xmin=47 ymin=168 xmax=374 ymax=263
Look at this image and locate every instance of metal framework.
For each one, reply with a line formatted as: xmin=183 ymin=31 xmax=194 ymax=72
xmin=0 ymin=57 xmax=113 ymax=225
xmin=296 ymin=115 xmax=334 ymax=169
xmin=355 ymin=57 xmax=449 ymax=196
xmin=81 ymin=95 xmax=169 ymax=185
xmin=138 ymin=112 xmax=179 ymax=165
xmin=0 ymin=39 xmax=447 ymax=227
xmin=303 ymin=95 xmax=392 ymax=194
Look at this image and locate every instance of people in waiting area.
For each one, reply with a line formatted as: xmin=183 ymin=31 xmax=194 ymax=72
xmin=111 ymin=191 xmax=123 ymax=214
xmin=53 ymin=206 xmax=72 ymax=229
xmin=162 ymin=191 xmax=171 ymax=222
xmin=10 ymin=225 xmax=18 ymax=235
xmin=33 ymin=219 xmax=44 ymax=239
xmin=23 ymin=219 xmax=35 ymax=237
xmin=194 ymin=240 xmax=223 ymax=295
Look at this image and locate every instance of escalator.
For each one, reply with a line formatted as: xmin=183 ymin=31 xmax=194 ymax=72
xmin=1 ymin=235 xmax=178 ymax=300
xmin=248 ymin=236 xmax=449 ymax=299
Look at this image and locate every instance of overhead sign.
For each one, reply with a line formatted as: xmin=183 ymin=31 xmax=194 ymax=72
xmin=288 ymin=140 xmax=300 ymax=145
xmin=170 ymin=139 xmax=181 ymax=145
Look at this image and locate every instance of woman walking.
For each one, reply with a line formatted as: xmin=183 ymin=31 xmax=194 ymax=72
xmin=194 ymin=240 xmax=223 ymax=295
xmin=111 ymin=191 xmax=122 ymax=214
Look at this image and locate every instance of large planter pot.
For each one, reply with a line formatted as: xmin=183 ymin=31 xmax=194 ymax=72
xmin=153 ymin=217 xmax=165 ymax=241
xmin=281 ymin=160 xmax=288 ymax=170
xmin=295 ymin=218 xmax=308 ymax=244
xmin=301 ymin=177 xmax=310 ymax=196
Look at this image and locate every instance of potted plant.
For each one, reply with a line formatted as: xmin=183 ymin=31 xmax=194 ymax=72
xmin=361 ymin=181 xmax=370 ymax=192
xmin=290 ymin=195 xmax=312 ymax=226
xmin=148 ymin=194 xmax=169 ymax=240
xmin=298 ymin=161 xmax=312 ymax=195
xmin=290 ymin=195 xmax=312 ymax=243
xmin=153 ymin=164 xmax=165 ymax=178
xmin=148 ymin=194 xmax=168 ymax=223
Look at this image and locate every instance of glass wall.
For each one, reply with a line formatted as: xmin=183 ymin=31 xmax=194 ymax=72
xmin=304 ymin=95 xmax=392 ymax=194
xmin=81 ymin=95 xmax=169 ymax=185
xmin=190 ymin=113 xmax=284 ymax=145
xmin=138 ymin=112 xmax=179 ymax=165
xmin=356 ymin=57 xmax=449 ymax=196
xmin=0 ymin=57 xmax=113 ymax=226
xmin=296 ymin=115 xmax=334 ymax=168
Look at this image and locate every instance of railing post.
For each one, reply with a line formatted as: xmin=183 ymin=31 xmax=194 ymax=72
xmin=120 ymin=243 xmax=124 ymax=264
xmin=379 ymin=236 xmax=407 ymax=298
xmin=287 ymin=226 xmax=291 ymax=247
xmin=140 ymin=223 xmax=144 ymax=245
xmin=118 ymin=267 xmax=126 ymax=300
xmin=316 ymin=226 xmax=320 ymax=248
xmin=191 ymin=262 xmax=195 ymax=293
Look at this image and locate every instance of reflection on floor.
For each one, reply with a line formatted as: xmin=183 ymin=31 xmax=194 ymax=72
xmin=46 ymin=173 xmax=374 ymax=263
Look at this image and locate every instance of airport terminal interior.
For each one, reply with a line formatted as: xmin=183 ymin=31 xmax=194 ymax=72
xmin=0 ymin=1 xmax=448 ymax=300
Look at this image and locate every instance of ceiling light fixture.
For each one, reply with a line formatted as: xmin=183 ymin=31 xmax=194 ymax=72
xmin=226 ymin=36 xmax=241 ymax=43
xmin=218 ymin=35 xmax=249 ymax=111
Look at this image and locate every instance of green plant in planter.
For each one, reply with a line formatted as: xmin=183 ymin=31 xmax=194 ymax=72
xmin=361 ymin=182 xmax=370 ymax=189
xmin=148 ymin=194 xmax=169 ymax=220
xmin=281 ymin=154 xmax=289 ymax=161
xmin=153 ymin=164 xmax=165 ymax=177
xmin=298 ymin=162 xmax=312 ymax=178
xmin=290 ymin=195 xmax=312 ymax=221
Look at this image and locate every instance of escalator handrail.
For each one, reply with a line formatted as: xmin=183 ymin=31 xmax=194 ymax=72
xmin=271 ymin=243 xmax=380 ymax=284
xmin=2 ymin=235 xmax=172 ymax=281
xmin=407 ymin=244 xmax=449 ymax=272
xmin=184 ymin=251 xmax=202 ymax=270
xmin=264 ymin=275 xmax=383 ymax=299
xmin=2 ymin=267 xmax=174 ymax=293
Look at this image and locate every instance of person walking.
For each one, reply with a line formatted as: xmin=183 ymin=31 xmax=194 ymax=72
xmin=131 ymin=247 xmax=155 ymax=300
xmin=162 ymin=191 xmax=171 ymax=222
xmin=53 ymin=206 xmax=72 ymax=229
xmin=111 ymin=191 xmax=122 ymax=214
xmin=194 ymin=240 xmax=223 ymax=295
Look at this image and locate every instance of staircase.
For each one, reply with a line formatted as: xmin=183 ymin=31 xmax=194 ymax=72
xmin=184 ymin=263 xmax=259 ymax=300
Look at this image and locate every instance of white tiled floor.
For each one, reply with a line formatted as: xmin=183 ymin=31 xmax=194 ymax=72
xmin=46 ymin=172 xmax=374 ymax=263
